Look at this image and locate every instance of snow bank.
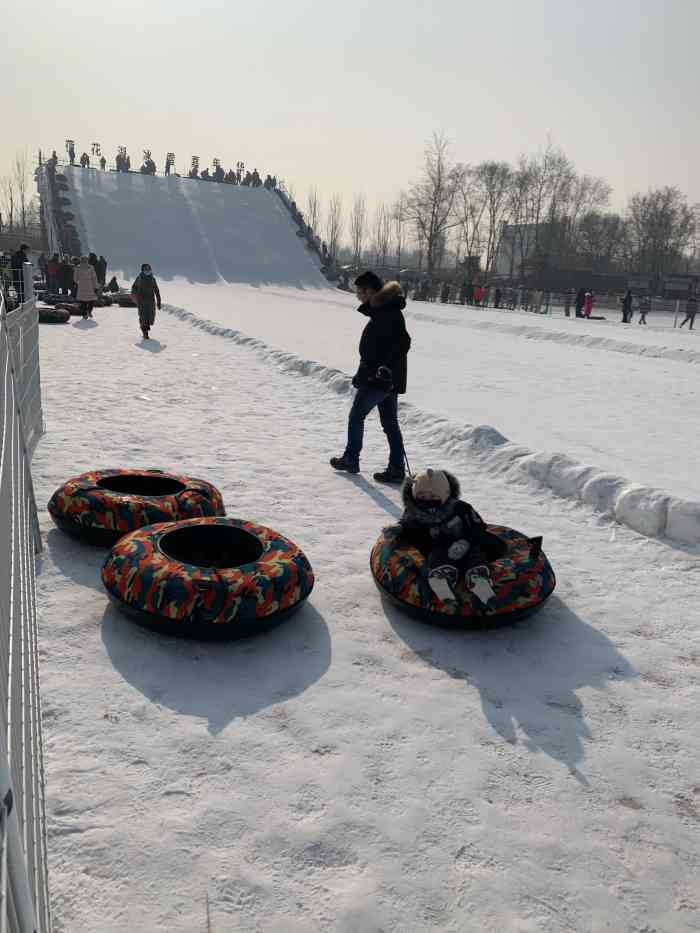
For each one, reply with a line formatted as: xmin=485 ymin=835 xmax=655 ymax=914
xmin=164 ymin=303 xmax=700 ymax=546
xmin=407 ymin=308 xmax=700 ymax=366
xmin=62 ymin=166 xmax=327 ymax=288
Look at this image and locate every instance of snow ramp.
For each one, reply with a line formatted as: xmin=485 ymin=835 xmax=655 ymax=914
xmin=60 ymin=166 xmax=326 ymax=287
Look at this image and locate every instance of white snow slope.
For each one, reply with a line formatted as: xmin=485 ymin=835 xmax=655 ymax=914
xmin=61 ymin=165 xmax=327 ymax=287
xmin=34 ymin=306 xmax=700 ymax=933
xmin=60 ymin=166 xmax=700 ymax=542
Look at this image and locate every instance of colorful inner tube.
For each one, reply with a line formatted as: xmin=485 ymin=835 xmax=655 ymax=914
xmin=371 ymin=525 xmax=556 ymax=628
xmin=101 ymin=517 xmax=315 ymax=640
xmin=48 ymin=468 xmax=225 ymax=546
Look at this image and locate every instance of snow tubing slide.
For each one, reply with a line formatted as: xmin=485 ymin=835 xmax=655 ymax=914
xmin=371 ymin=525 xmax=556 ymax=628
xmin=101 ymin=516 xmax=315 ymax=640
xmin=39 ymin=307 xmax=70 ymax=324
xmin=48 ymin=468 xmax=225 ymax=546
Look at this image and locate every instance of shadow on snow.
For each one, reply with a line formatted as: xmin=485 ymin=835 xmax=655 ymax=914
xmin=384 ymin=594 xmax=635 ymax=779
xmin=100 ymin=600 xmax=331 ymax=734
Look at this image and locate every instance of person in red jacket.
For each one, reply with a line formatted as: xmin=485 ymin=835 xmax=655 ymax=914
xmin=584 ymin=291 xmax=594 ymax=318
xmin=46 ymin=253 xmax=59 ymax=293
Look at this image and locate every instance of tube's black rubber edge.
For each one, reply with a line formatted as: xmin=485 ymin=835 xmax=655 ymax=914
xmin=373 ymin=576 xmax=555 ymax=630
xmin=50 ymin=514 xmax=124 ymax=548
xmin=106 ymin=593 xmax=311 ymax=642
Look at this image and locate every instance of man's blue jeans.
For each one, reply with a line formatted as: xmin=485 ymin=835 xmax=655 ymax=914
xmin=345 ymin=386 xmax=405 ymax=469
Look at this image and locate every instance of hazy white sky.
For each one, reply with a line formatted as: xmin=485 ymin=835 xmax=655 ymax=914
xmin=4 ymin=0 xmax=699 ymax=224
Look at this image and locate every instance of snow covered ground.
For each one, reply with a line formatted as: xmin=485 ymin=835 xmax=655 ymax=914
xmin=34 ymin=305 xmax=700 ymax=933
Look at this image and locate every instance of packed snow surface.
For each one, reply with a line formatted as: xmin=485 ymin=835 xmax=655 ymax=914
xmin=34 ymin=305 xmax=700 ymax=933
xmin=62 ymin=165 xmax=327 ymax=287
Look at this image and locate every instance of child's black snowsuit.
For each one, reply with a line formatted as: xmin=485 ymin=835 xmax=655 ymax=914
xmin=394 ymin=471 xmax=507 ymax=581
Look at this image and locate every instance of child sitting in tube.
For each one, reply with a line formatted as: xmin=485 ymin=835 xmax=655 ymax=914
xmin=389 ymin=468 xmax=508 ymax=605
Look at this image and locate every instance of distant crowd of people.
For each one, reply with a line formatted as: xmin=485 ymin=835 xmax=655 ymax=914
xmin=394 ymin=280 xmax=699 ymax=329
xmin=44 ymin=145 xmax=279 ymax=189
xmin=41 ymin=251 xmax=109 ymax=296
xmin=186 ymin=163 xmax=277 ymax=188
xmin=408 ymin=281 xmax=551 ymax=313
xmin=285 ymin=197 xmax=332 ymax=267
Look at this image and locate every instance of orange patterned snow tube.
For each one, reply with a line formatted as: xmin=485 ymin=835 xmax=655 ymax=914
xmin=101 ymin=516 xmax=315 ymax=640
xmin=48 ymin=468 xmax=225 ymax=546
xmin=371 ymin=525 xmax=555 ymax=627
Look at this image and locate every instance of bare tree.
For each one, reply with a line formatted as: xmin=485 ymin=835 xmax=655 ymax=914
xmin=1 ymin=177 xmax=15 ymax=232
xmin=13 ymin=150 xmax=30 ymax=232
xmin=325 ymin=193 xmax=344 ymax=261
xmin=455 ymin=166 xmax=487 ymax=269
xmin=349 ymin=195 xmax=367 ymax=267
xmin=306 ymin=187 xmax=321 ymax=233
xmin=371 ymin=203 xmax=392 ymax=268
xmin=406 ymin=134 xmax=463 ymax=277
xmin=551 ymin=174 xmax=610 ymax=266
xmin=473 ymin=161 xmax=512 ymax=273
xmin=392 ymin=194 xmax=408 ymax=271
xmin=577 ymin=211 xmax=629 ymax=272
xmin=626 ymin=187 xmax=697 ymax=276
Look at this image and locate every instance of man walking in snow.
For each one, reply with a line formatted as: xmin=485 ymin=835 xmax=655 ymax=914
xmin=330 ymin=271 xmax=411 ymax=485
xmin=131 ymin=263 xmax=161 ymax=339
xmin=679 ymin=294 xmax=697 ymax=330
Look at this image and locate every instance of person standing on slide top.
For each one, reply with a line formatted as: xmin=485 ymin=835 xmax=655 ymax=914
xmin=131 ymin=263 xmax=161 ymax=340
xmin=331 ymin=271 xmax=411 ymax=485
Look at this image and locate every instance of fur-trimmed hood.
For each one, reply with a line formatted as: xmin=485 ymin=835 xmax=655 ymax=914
xmin=359 ymin=281 xmax=406 ymax=317
xmin=401 ymin=470 xmax=461 ymax=524
xmin=370 ymin=281 xmax=404 ymax=307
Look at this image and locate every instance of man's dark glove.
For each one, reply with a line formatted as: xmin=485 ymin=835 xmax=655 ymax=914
xmin=372 ymin=365 xmax=393 ymax=389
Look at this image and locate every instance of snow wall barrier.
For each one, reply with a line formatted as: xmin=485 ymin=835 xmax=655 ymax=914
xmin=0 ymin=289 xmax=51 ymax=933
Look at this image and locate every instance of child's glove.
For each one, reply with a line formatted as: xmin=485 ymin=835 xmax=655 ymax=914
xmin=448 ymin=539 xmax=470 ymax=561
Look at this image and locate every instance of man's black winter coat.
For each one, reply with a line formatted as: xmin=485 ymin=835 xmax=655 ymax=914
xmin=355 ymin=281 xmax=411 ymax=394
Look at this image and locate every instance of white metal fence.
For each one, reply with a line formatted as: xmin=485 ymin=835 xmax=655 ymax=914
xmin=0 ymin=284 xmax=51 ymax=932
xmin=3 ymin=272 xmax=43 ymax=459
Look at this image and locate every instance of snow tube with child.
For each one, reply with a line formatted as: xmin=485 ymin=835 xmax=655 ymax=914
xmin=48 ymin=468 xmax=225 ymax=546
xmin=101 ymin=516 xmax=315 ymax=639
xmin=371 ymin=525 xmax=556 ymax=627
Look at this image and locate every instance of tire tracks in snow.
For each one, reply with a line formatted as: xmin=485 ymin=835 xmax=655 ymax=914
xmin=161 ymin=303 xmax=700 ymax=548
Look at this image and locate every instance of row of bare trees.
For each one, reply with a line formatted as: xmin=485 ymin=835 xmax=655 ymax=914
xmin=404 ymin=135 xmax=699 ymax=279
xmin=0 ymin=151 xmax=39 ymax=235
xmin=298 ymin=134 xmax=699 ymax=281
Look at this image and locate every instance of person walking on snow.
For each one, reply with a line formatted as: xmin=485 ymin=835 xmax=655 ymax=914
xmin=131 ymin=263 xmax=161 ymax=339
xmin=638 ymin=295 xmax=650 ymax=325
xmin=96 ymin=255 xmax=107 ymax=286
xmin=584 ymin=291 xmax=593 ymax=318
xmin=621 ymin=289 xmax=632 ymax=323
xmin=74 ymin=256 xmax=99 ymax=319
xmin=331 ymin=271 xmax=411 ymax=485
xmin=679 ymin=294 xmax=697 ymax=330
